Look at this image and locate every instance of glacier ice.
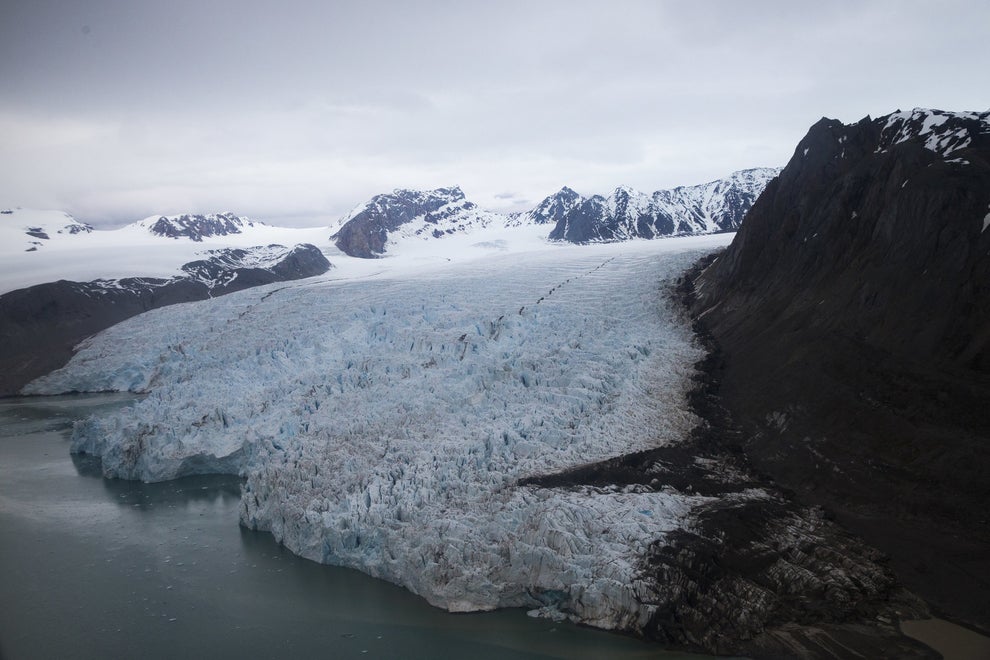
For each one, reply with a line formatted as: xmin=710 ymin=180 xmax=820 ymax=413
xmin=27 ymin=238 xmax=730 ymax=629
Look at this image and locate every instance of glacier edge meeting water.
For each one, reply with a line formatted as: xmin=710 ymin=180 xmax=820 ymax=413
xmin=26 ymin=236 xmax=761 ymax=631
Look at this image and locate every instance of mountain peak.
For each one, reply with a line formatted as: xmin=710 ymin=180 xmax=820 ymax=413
xmin=333 ymin=186 xmax=498 ymax=258
xmin=549 ymin=169 xmax=780 ymax=243
xmin=137 ymin=212 xmax=256 ymax=242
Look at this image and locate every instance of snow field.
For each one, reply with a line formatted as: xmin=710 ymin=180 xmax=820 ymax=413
xmin=28 ymin=237 xmax=729 ymax=628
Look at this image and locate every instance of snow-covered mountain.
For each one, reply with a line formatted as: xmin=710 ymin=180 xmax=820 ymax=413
xmin=509 ymin=186 xmax=584 ymax=227
xmin=0 ymin=208 xmax=94 ymax=252
xmin=332 ymin=171 xmax=780 ymax=258
xmin=0 ymin=244 xmax=331 ymax=396
xmin=130 ymin=211 xmax=264 ymax=241
xmin=332 ymin=186 xmax=509 ymax=258
xmin=547 ymin=168 xmax=780 ymax=243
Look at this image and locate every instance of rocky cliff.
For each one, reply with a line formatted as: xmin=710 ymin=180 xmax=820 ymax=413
xmin=689 ymin=108 xmax=990 ymax=632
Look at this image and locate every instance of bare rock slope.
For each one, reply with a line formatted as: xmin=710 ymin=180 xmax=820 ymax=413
xmin=689 ymin=108 xmax=990 ymax=632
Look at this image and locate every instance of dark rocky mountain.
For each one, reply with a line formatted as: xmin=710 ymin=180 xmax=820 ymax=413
xmin=687 ymin=108 xmax=990 ymax=633
xmin=141 ymin=212 xmax=261 ymax=241
xmin=548 ymin=168 xmax=779 ymax=243
xmin=333 ymin=186 xmax=503 ymax=258
xmin=0 ymin=244 xmax=331 ymax=396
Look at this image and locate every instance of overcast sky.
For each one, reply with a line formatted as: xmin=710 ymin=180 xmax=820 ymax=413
xmin=1 ymin=0 xmax=988 ymax=227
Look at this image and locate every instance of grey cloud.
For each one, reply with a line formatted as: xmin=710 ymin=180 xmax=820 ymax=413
xmin=1 ymin=0 xmax=988 ymax=227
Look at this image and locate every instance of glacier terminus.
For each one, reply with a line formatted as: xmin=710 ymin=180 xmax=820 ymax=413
xmin=27 ymin=236 xmax=745 ymax=630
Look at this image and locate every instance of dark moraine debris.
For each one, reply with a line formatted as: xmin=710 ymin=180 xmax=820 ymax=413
xmin=0 ymin=244 xmax=331 ymax=396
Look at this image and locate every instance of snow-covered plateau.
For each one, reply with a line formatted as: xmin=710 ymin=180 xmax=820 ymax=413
xmin=27 ymin=233 xmax=753 ymax=628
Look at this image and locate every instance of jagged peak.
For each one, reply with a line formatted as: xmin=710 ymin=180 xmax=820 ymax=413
xmin=385 ymin=185 xmax=465 ymax=201
xmin=130 ymin=211 xmax=256 ymax=242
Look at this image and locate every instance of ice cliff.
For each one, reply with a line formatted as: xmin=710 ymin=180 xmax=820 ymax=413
xmin=28 ymin=238 xmax=742 ymax=628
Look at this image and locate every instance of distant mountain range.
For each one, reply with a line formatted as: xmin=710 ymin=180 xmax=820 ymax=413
xmin=542 ymin=168 xmax=779 ymax=242
xmin=331 ymin=168 xmax=780 ymax=257
xmin=3 ymin=167 xmax=780 ymax=262
xmin=0 ymin=167 xmax=779 ymax=393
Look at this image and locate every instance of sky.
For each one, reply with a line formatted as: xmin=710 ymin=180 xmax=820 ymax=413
xmin=1 ymin=0 xmax=988 ymax=228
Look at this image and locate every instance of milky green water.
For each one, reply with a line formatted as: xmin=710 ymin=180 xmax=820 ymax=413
xmin=0 ymin=394 xmax=713 ymax=660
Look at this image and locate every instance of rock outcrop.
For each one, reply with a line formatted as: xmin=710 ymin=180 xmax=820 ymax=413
xmin=332 ymin=186 xmax=502 ymax=258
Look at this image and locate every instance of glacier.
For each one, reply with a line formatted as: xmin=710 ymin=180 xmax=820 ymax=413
xmin=27 ymin=234 xmax=738 ymax=628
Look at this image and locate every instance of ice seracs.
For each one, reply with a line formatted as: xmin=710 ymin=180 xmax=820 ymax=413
xmin=27 ymin=235 xmax=737 ymax=629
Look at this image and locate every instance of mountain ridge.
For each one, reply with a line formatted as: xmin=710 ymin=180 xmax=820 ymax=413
xmin=0 ymin=244 xmax=331 ymax=397
xmin=131 ymin=211 xmax=264 ymax=241
xmin=332 ymin=169 xmax=780 ymax=258
xmin=548 ymin=168 xmax=780 ymax=243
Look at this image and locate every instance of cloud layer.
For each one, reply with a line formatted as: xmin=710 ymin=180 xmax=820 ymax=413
xmin=2 ymin=0 xmax=988 ymax=226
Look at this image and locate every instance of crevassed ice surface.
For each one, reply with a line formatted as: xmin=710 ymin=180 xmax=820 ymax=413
xmin=28 ymin=237 xmax=727 ymax=628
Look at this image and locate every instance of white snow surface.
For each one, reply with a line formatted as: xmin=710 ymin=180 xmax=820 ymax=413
xmin=0 ymin=209 xmax=332 ymax=295
xmin=0 ymin=208 xmax=93 ymax=253
xmin=27 ymin=234 xmax=735 ymax=627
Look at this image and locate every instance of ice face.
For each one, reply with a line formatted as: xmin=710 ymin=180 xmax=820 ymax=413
xmin=27 ymin=236 xmax=732 ymax=629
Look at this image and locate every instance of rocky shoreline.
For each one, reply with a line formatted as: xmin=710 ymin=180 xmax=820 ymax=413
xmin=520 ymin=260 xmax=936 ymax=658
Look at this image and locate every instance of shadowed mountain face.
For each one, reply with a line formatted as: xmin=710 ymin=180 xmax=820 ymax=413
xmin=689 ymin=108 xmax=990 ymax=631
xmin=0 ymin=244 xmax=331 ymax=397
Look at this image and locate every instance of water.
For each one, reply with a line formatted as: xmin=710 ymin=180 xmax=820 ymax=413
xmin=0 ymin=394 xmax=710 ymax=660
xmin=901 ymin=618 xmax=990 ymax=660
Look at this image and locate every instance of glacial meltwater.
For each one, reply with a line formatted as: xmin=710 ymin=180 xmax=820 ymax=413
xmin=0 ymin=394 xmax=713 ymax=659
